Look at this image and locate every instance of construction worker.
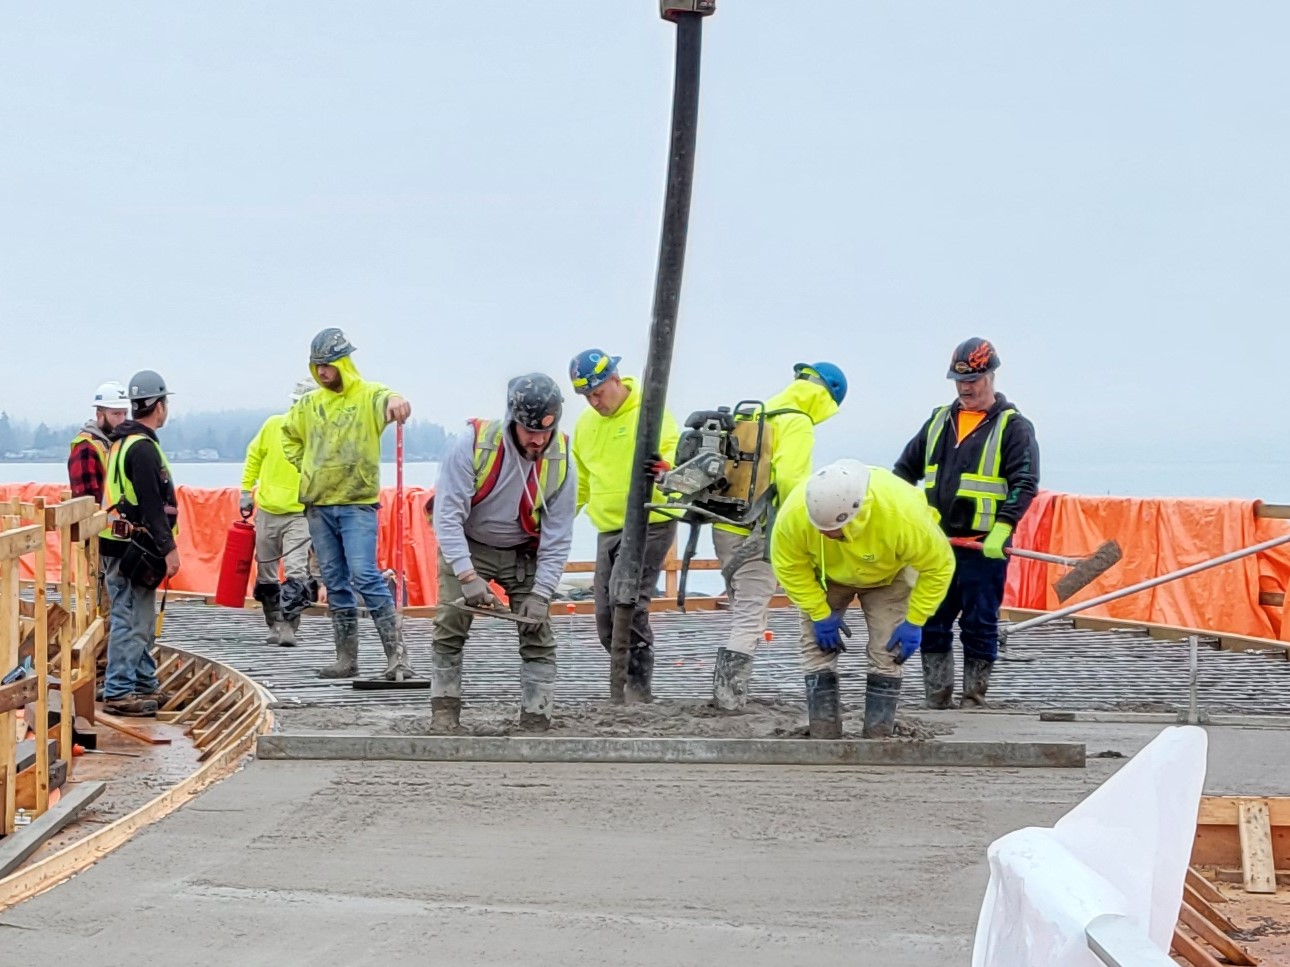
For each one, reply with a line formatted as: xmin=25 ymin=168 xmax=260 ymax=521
xmin=99 ymin=371 xmax=181 ymax=717
xmin=240 ymin=378 xmax=318 ymax=647
xmin=770 ymin=460 xmax=954 ymax=738
xmin=282 ymin=328 xmax=412 ymax=681
xmin=431 ymin=374 xmax=575 ymax=731
xmin=68 ymin=381 xmax=130 ymax=504
xmin=709 ymin=361 xmax=847 ymax=711
xmin=569 ymin=349 xmax=679 ymax=701
xmin=893 ymin=337 xmax=1039 ymax=709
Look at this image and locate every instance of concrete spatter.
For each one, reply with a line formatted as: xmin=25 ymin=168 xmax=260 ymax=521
xmin=270 ymin=698 xmax=956 ymax=741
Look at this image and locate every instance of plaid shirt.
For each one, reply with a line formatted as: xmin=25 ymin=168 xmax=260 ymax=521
xmin=68 ymin=440 xmax=107 ymax=504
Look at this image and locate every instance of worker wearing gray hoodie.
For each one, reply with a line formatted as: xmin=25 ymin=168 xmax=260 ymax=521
xmin=430 ymin=373 xmax=576 ymax=732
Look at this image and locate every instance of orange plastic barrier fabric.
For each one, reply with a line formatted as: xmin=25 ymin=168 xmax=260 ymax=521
xmin=5 ymin=483 xmax=1289 ymax=639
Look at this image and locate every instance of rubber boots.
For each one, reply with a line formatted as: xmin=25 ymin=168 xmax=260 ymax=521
xmin=519 ymin=660 xmax=557 ymax=731
xmin=804 ymin=670 xmax=842 ymax=739
xmin=863 ymin=673 xmax=901 ymax=738
xmin=921 ymin=650 xmax=955 ymax=709
xmin=318 ymin=608 xmax=359 ymax=679
xmin=372 ymin=604 xmax=414 ymax=681
xmin=712 ymin=647 xmax=754 ymax=711
xmin=277 ymin=615 xmax=300 ymax=648
xmin=254 ymin=582 xmax=283 ymax=645
xmin=961 ymin=658 xmax=993 ymax=709
xmin=430 ymin=650 xmax=463 ymax=731
xmin=625 ymin=645 xmax=654 ymax=704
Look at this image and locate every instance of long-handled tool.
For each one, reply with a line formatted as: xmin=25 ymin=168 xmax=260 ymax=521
xmin=1001 ymin=530 xmax=1290 ymax=645
xmin=950 ymin=537 xmax=1123 ymax=602
xmin=442 ymin=597 xmax=528 ymax=624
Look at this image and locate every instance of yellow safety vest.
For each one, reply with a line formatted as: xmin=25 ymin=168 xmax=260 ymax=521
xmin=469 ymin=419 xmax=569 ymax=537
xmin=70 ymin=430 xmax=109 ymax=470
xmin=924 ymin=406 xmax=1015 ymax=532
xmin=100 ymin=434 xmax=179 ymax=543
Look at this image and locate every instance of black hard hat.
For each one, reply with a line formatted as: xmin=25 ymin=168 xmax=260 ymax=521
xmin=127 ymin=370 xmax=172 ymax=403
xmin=310 ymin=327 xmax=356 ymax=365
xmin=947 ymin=337 xmax=1000 ymax=382
xmin=507 ymin=373 xmax=563 ymax=433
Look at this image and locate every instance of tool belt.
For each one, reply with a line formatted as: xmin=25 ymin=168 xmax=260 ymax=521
xmin=113 ymin=519 xmax=168 ymax=590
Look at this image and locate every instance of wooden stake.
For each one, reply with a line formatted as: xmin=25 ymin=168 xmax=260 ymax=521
xmin=31 ymin=499 xmax=49 ymax=815
xmin=1179 ymin=903 xmax=1259 ymax=966
xmin=1238 ymin=799 xmax=1278 ymax=894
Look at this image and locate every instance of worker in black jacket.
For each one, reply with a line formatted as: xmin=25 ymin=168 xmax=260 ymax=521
xmin=99 ymin=370 xmax=181 ymax=717
xmin=893 ymin=338 xmax=1039 ymax=709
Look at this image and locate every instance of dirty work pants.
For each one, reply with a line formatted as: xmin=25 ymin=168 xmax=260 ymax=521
xmin=433 ymin=541 xmax=556 ymax=666
xmin=306 ymin=504 xmax=392 ymax=613
xmin=103 ymin=557 xmax=160 ymax=700
xmin=592 ymin=521 xmax=677 ymax=653
xmin=922 ymin=545 xmax=1008 ymax=663
xmin=255 ymin=510 xmax=318 ymax=618
xmin=797 ymin=574 xmax=913 ymax=676
xmin=712 ymin=528 xmax=777 ymax=656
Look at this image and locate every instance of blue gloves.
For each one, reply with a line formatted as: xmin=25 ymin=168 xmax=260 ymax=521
xmin=813 ymin=614 xmax=852 ymax=652
xmin=884 ymin=621 xmax=923 ymax=665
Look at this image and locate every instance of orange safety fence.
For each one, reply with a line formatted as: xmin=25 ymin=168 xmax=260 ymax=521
xmin=3 ymin=483 xmax=1288 ymax=640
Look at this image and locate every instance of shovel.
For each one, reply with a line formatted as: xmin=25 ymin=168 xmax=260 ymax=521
xmin=950 ymin=538 xmax=1123 ymax=602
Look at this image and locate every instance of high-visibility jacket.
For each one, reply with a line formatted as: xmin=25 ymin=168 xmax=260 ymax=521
xmin=69 ymin=427 xmax=109 ymax=469
xmin=469 ymin=418 xmax=569 ymax=537
xmin=241 ymin=413 xmax=305 ymax=516
xmin=770 ymin=467 xmax=954 ymax=624
xmin=100 ymin=431 xmax=179 ymax=551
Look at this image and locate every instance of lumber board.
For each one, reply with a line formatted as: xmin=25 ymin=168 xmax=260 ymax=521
xmin=0 ymin=678 xmax=38 ymax=716
xmin=96 ymin=711 xmax=172 ymax=746
xmin=1239 ymin=800 xmax=1278 ymax=894
xmin=0 ymin=526 xmax=43 ymax=560
xmin=1183 ymin=883 xmax=1239 ymax=933
xmin=42 ymin=497 xmax=98 ymax=529
xmin=1001 ymin=607 xmax=1290 ymax=657
xmin=0 ymin=781 xmax=105 ymax=878
xmin=1185 ymin=867 xmax=1227 ymax=906
xmin=1198 ymin=796 xmax=1290 ymax=827
xmin=1178 ymin=903 xmax=1258 ymax=966
xmin=16 ymin=760 xmax=67 ymax=811
xmin=1171 ymin=927 xmax=1226 ymax=967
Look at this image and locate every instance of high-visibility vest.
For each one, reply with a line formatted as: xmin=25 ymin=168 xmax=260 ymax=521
xmin=923 ymin=406 xmax=1015 ymax=531
xmin=100 ymin=433 xmax=179 ymax=543
xmin=469 ymin=418 xmax=569 ymax=537
xmin=69 ymin=430 xmax=109 ymax=470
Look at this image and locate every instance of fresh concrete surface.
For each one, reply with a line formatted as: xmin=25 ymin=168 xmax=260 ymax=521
xmin=0 ymin=720 xmax=1281 ymax=965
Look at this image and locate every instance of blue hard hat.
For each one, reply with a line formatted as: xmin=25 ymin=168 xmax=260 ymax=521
xmin=794 ymin=361 xmax=847 ymax=405
xmin=569 ymin=349 xmax=621 ymax=396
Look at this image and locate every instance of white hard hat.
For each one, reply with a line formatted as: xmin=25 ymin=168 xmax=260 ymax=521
xmin=290 ymin=378 xmax=315 ymax=404
xmin=92 ymin=381 xmax=130 ymax=411
xmin=805 ymin=459 xmax=871 ymax=531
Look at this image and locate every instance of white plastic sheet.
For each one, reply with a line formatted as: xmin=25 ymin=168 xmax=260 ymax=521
xmin=972 ymin=726 xmax=1208 ymax=967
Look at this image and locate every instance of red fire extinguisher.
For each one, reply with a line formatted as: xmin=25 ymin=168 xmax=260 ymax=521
xmin=215 ymin=511 xmax=256 ymax=608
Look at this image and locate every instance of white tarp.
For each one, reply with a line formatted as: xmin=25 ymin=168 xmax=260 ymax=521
xmin=972 ymin=725 xmax=1208 ymax=966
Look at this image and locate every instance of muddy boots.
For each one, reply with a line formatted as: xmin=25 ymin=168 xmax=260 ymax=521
xmin=625 ymin=646 xmax=654 ymax=704
xmin=254 ymin=582 xmax=284 ymax=645
xmin=318 ymin=608 xmax=360 ymax=679
xmin=519 ymin=660 xmax=556 ymax=731
xmin=804 ymin=670 xmax=842 ymax=739
xmin=961 ymin=658 xmax=993 ymax=709
xmin=863 ymin=674 xmax=901 ymax=738
xmin=279 ymin=577 xmax=312 ymax=648
xmin=712 ymin=647 xmax=754 ymax=711
xmin=372 ymin=604 xmax=414 ymax=681
xmin=921 ymin=650 xmax=955 ymax=709
xmin=430 ymin=650 xmax=462 ymax=731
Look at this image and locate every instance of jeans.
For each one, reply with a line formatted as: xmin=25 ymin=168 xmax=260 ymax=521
xmin=104 ymin=557 xmax=160 ymax=700
xmin=922 ymin=545 xmax=1009 ymax=663
xmin=305 ymin=503 xmax=392 ymax=612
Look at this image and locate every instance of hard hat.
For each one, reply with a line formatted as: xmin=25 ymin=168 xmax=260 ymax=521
xmin=804 ymin=459 xmax=871 ymax=531
xmin=91 ymin=381 xmax=130 ymax=411
xmin=793 ymin=361 xmax=848 ymax=405
xmin=290 ymin=378 xmax=316 ymax=404
xmin=569 ymin=349 xmax=621 ymax=396
xmin=310 ymin=327 xmax=356 ymax=365
xmin=947 ymin=337 xmax=999 ymax=382
xmin=127 ymin=370 xmax=172 ymax=404
xmin=508 ymin=373 xmax=564 ymax=432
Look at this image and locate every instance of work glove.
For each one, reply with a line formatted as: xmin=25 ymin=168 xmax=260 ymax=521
xmin=239 ymin=491 xmax=254 ymax=517
xmin=643 ymin=453 xmax=671 ymax=481
xmin=460 ymin=572 xmax=497 ymax=608
xmin=812 ymin=613 xmax=851 ymax=652
xmin=982 ymin=522 xmax=1013 ymax=560
xmin=515 ymin=593 xmax=550 ymax=630
xmin=884 ymin=620 xmax=923 ymax=665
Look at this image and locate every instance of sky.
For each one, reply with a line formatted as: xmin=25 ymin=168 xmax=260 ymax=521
xmin=2 ymin=2 xmax=1287 ymax=476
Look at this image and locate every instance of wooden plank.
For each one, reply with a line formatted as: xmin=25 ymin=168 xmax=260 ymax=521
xmin=1179 ymin=903 xmax=1258 ymax=966
xmin=1198 ymin=796 xmax=1290 ymax=827
xmin=156 ymin=656 xmax=197 ymax=696
xmin=95 ymin=711 xmax=172 ymax=746
xmin=42 ymin=496 xmax=99 ymax=529
xmin=194 ymin=691 xmax=256 ymax=750
xmin=185 ymin=685 xmax=243 ymax=737
xmin=161 ymin=666 xmax=213 ymax=713
xmin=0 ymin=781 xmax=106 ymax=878
xmin=0 ymin=678 xmax=38 ymax=715
xmin=57 ymin=522 xmax=74 ymax=775
xmin=1183 ymin=882 xmax=1239 ymax=932
xmin=1 ymin=556 xmax=19 ymax=835
xmin=0 ymin=527 xmax=43 ymax=560
xmin=1239 ymin=799 xmax=1278 ymax=894
xmin=31 ymin=509 xmax=50 ymax=816
xmin=16 ymin=760 xmax=67 ymax=811
xmin=1171 ymin=927 xmax=1225 ymax=967
xmin=1000 ymin=607 xmax=1290 ymax=657
xmin=1185 ymin=867 xmax=1227 ymax=906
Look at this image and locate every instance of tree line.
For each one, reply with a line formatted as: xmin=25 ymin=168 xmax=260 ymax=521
xmin=0 ymin=410 xmax=454 ymax=462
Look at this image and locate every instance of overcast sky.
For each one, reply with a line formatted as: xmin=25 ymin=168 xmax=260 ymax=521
xmin=2 ymin=2 xmax=1286 ymax=470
